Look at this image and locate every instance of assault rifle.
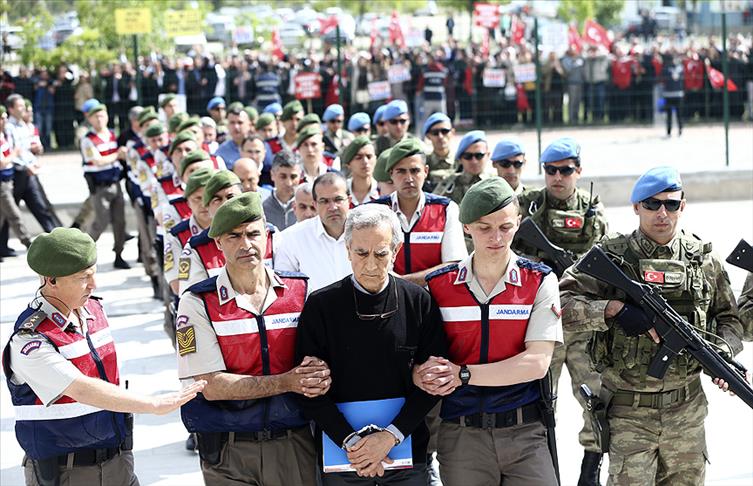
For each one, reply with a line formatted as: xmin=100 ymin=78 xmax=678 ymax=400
xmin=576 ymin=246 xmax=753 ymax=409
xmin=726 ymin=239 xmax=753 ymax=273
xmin=514 ymin=218 xmax=577 ymax=277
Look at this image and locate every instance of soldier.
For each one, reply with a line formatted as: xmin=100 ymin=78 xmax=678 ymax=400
xmin=297 ymin=125 xmax=337 ymax=181
xmin=176 ymin=193 xmax=329 ymax=485
xmin=372 ymin=104 xmax=388 ymax=139
xmin=560 ymin=166 xmax=744 ymax=486
xmin=256 ymin=113 xmax=283 ymax=158
xmin=206 ymin=96 xmax=227 ymax=142
xmin=374 ymin=99 xmax=414 ymax=156
xmin=422 ymin=112 xmax=456 ymax=189
xmin=433 ymin=130 xmax=489 ymax=206
xmin=373 ymin=147 xmax=395 ymax=200
xmin=160 ymin=93 xmax=179 ymax=122
xmin=0 ymin=105 xmax=32 ymax=255
xmin=515 ymin=137 xmax=608 ymax=485
xmin=4 ymin=228 xmax=204 ymax=486
xmin=200 ymin=117 xmax=220 ymax=153
xmin=738 ymin=273 xmax=753 ymax=341
xmin=340 ymin=136 xmax=379 ymax=207
xmin=280 ymin=100 xmax=305 ymax=150
xmin=322 ymin=103 xmax=354 ymax=154
xmin=491 ymin=139 xmax=527 ymax=195
xmin=347 ymin=112 xmax=371 ymax=138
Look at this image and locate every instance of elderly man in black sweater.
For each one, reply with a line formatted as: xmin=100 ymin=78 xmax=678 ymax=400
xmin=296 ymin=204 xmax=447 ymax=485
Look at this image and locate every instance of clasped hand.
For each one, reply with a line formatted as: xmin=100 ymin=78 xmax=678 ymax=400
xmin=412 ymin=356 xmax=461 ymax=396
xmin=346 ymin=431 xmax=395 ymax=477
xmin=288 ymin=356 xmax=331 ymax=398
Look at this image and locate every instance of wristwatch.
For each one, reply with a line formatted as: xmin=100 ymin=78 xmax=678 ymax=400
xmin=459 ymin=365 xmax=471 ymax=386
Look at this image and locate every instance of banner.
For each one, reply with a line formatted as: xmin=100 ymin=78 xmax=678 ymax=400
xmin=474 ymin=3 xmax=500 ymax=29
xmin=294 ymin=72 xmax=322 ymax=100
xmin=165 ymin=10 xmax=202 ymax=37
xmin=513 ymin=63 xmax=536 ymax=83
xmin=114 ymin=8 xmax=152 ymax=35
xmin=482 ymin=68 xmax=506 ymax=88
xmin=583 ymin=19 xmax=611 ymax=50
xmin=368 ymin=81 xmax=391 ymax=101
xmin=388 ymin=65 xmax=411 ymax=84
xmin=232 ymin=27 xmax=254 ymax=45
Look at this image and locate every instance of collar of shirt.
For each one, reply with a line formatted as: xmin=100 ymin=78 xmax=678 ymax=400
xmin=513 ymin=184 xmax=525 ymax=196
xmin=347 ymin=177 xmax=380 ymax=206
xmin=216 ymin=265 xmax=285 ymax=314
xmin=272 ymin=190 xmax=294 ymax=209
xmin=36 ymin=296 xmax=93 ymax=332
xmin=548 ymin=188 xmax=580 ymax=210
xmin=635 ymin=229 xmax=680 ymax=259
xmin=351 ymin=274 xmax=390 ymax=294
xmin=303 ymin=161 xmax=329 ymax=181
xmin=315 ymin=216 xmax=346 ymax=243
xmin=390 ymin=191 xmax=426 ymax=230
xmin=454 ymin=251 xmax=523 ymax=303
xmin=188 ymin=214 xmax=204 ymax=236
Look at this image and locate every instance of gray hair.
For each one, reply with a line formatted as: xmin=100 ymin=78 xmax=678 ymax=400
xmin=344 ymin=204 xmax=403 ymax=252
xmin=200 ymin=116 xmax=216 ymax=129
xmin=128 ymin=106 xmax=144 ymax=121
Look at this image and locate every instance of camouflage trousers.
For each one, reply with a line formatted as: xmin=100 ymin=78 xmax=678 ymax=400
xmin=607 ymin=387 xmax=707 ymax=486
xmin=549 ymin=329 xmax=601 ymax=452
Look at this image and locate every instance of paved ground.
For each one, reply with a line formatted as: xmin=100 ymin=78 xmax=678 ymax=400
xmin=1 ymin=199 xmax=751 ymax=486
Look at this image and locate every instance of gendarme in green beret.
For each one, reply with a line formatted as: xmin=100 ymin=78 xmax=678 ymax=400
xmin=244 ymin=106 xmax=259 ymax=121
xmin=180 ymin=149 xmax=211 ymax=177
xmin=0 ymin=105 xmax=6 ymax=116
xmin=137 ymin=107 xmax=158 ymax=125
xmin=184 ymin=167 xmax=215 ymax=198
xmin=160 ymin=93 xmax=177 ymax=108
xmin=340 ymin=136 xmax=372 ymax=166
xmin=177 ymin=117 xmax=201 ymax=133
xmin=296 ymin=113 xmax=321 ymax=132
xmin=87 ymin=103 xmax=107 ymax=116
xmin=227 ymin=101 xmax=244 ymax=112
xmin=295 ymin=124 xmax=322 ymax=148
xmin=170 ymin=130 xmax=197 ymax=155
xmin=168 ymin=112 xmax=189 ymax=134
xmin=27 ymin=228 xmax=97 ymax=277
xmin=255 ymin=113 xmax=275 ymax=130
xmin=144 ymin=123 xmax=165 ymax=138
xmin=209 ymin=192 xmax=264 ymax=238
xmin=374 ymin=148 xmax=393 ymax=183
xmin=386 ymin=138 xmax=425 ymax=173
xmin=203 ymin=170 xmax=241 ymax=207
xmin=281 ymin=100 xmax=304 ymax=121
xmin=459 ymin=176 xmax=516 ymax=224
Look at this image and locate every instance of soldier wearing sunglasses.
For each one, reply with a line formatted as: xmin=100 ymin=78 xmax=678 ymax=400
xmin=422 ymin=113 xmax=456 ymax=189
xmin=515 ymin=137 xmax=609 ymax=485
xmin=433 ymin=130 xmax=490 ymax=208
xmin=375 ymin=100 xmax=415 ymax=157
xmin=560 ymin=166 xmax=744 ymax=486
xmin=491 ymin=139 xmax=527 ymax=194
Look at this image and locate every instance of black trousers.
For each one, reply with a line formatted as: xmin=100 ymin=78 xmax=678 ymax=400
xmin=0 ymin=169 xmax=61 ymax=251
xmin=664 ymin=97 xmax=684 ymax=135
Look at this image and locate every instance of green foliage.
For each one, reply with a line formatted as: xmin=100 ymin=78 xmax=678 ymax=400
xmin=557 ymin=0 xmax=624 ymax=28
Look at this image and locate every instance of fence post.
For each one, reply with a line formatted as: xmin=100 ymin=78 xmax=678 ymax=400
xmin=534 ymin=17 xmax=542 ymax=173
xmin=721 ymin=8 xmax=729 ymax=168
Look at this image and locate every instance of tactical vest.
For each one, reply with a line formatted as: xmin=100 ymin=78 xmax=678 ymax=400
xmin=188 ymin=225 xmax=275 ymax=277
xmin=266 ymin=137 xmax=283 ymax=156
xmin=167 ymin=195 xmax=192 ymax=222
xmin=427 ymin=259 xmax=550 ymax=419
xmin=2 ymin=300 xmax=127 ymax=460
xmin=170 ymin=217 xmax=202 ymax=248
xmin=180 ymin=273 xmax=309 ymax=433
xmin=82 ymin=130 xmax=122 ymax=183
xmin=589 ymin=231 xmax=714 ymax=386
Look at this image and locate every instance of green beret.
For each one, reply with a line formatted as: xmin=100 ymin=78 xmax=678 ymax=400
xmin=296 ymin=113 xmax=321 ymax=132
xmin=386 ymin=138 xmax=425 ymax=172
xmin=169 ymin=130 xmax=197 ymax=155
xmin=144 ymin=123 xmax=165 ymax=138
xmin=0 ymin=105 xmax=6 ymax=116
xmin=87 ymin=103 xmax=107 ymax=116
xmin=177 ymin=117 xmax=201 ymax=133
xmin=295 ymin=124 xmax=322 ymax=148
xmin=168 ymin=112 xmax=189 ymax=134
xmin=340 ymin=136 xmax=372 ymax=166
xmin=203 ymin=170 xmax=241 ymax=207
xmin=227 ymin=101 xmax=244 ymax=112
xmin=255 ymin=112 xmax=275 ymax=130
xmin=27 ymin=228 xmax=97 ymax=277
xmin=137 ymin=107 xmax=158 ymax=125
xmin=281 ymin=100 xmax=304 ymax=121
xmin=209 ymin=192 xmax=263 ymax=238
xmin=373 ymin=148 xmax=393 ymax=183
xmin=24 ymin=98 xmax=32 ymax=109
xmin=180 ymin=149 xmax=211 ymax=177
xmin=244 ymin=106 xmax=258 ymax=121
xmin=184 ymin=167 xmax=215 ymax=198
xmin=159 ymin=94 xmax=177 ymax=108
xmin=459 ymin=177 xmax=516 ymax=224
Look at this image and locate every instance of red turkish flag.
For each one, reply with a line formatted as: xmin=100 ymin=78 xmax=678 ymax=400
xmin=568 ymin=24 xmax=582 ymax=53
xmin=511 ymin=16 xmax=525 ymax=45
xmin=320 ymin=15 xmax=339 ymax=35
xmin=565 ymin=217 xmax=583 ymax=229
xmin=271 ymin=28 xmax=284 ymax=60
xmin=481 ymin=27 xmax=490 ymax=57
xmin=706 ymin=65 xmax=738 ymax=91
xmin=583 ymin=19 xmax=611 ymax=50
xmin=644 ymin=271 xmax=665 ymax=284
xmin=389 ymin=11 xmax=405 ymax=48
xmin=370 ymin=18 xmax=378 ymax=50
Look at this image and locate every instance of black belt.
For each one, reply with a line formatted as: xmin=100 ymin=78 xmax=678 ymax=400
xmin=232 ymin=428 xmax=294 ymax=442
xmin=446 ymin=402 xmax=542 ymax=429
xmin=609 ymin=379 xmax=702 ymax=409
xmin=54 ymin=447 xmax=121 ymax=467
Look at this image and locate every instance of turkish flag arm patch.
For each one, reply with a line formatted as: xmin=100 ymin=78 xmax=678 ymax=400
xmin=551 ymin=304 xmax=562 ymax=318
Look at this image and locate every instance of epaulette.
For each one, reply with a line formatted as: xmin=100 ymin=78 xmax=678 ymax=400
xmin=187 ymin=276 xmax=219 ymax=294
xmin=371 ymin=195 xmax=392 ymax=205
xmin=516 ymin=257 xmax=553 ymax=276
xmin=170 ymin=219 xmax=190 ymax=237
xmin=189 ymin=230 xmax=211 ymax=248
xmin=424 ymin=193 xmax=450 ymax=206
xmin=18 ymin=311 xmax=47 ymax=332
xmin=275 ymin=270 xmax=308 ymax=280
xmin=600 ymin=233 xmax=630 ymax=254
xmin=425 ymin=263 xmax=459 ymax=282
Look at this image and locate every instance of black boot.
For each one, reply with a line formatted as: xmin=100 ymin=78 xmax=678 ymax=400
xmin=185 ymin=433 xmax=197 ymax=451
xmin=114 ymin=254 xmax=131 ymax=269
xmin=578 ymin=451 xmax=603 ymax=486
xmin=151 ymin=276 xmax=161 ymax=299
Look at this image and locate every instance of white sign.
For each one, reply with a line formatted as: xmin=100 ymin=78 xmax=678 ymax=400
xmin=482 ymin=68 xmax=506 ymax=88
xmin=540 ymin=21 xmax=569 ymax=57
xmin=233 ymin=27 xmax=254 ymax=45
xmin=388 ymin=65 xmax=412 ymax=84
xmin=368 ymin=81 xmax=391 ymax=101
xmin=513 ymin=63 xmax=536 ymax=83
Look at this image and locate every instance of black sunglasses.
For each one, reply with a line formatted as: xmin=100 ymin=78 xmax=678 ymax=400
xmin=329 ymin=119 xmax=344 ymax=124
xmin=494 ymin=159 xmax=524 ymax=169
xmin=389 ymin=118 xmax=409 ymax=125
xmin=354 ymin=127 xmax=369 ymax=133
xmin=428 ymin=128 xmax=451 ymax=137
xmin=461 ymin=152 xmax=486 ymax=161
xmin=640 ymin=198 xmax=682 ymax=212
xmin=352 ymin=278 xmax=399 ymax=321
xmin=544 ymin=165 xmax=577 ymax=176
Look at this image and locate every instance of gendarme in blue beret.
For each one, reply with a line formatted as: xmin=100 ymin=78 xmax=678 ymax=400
xmin=348 ymin=112 xmax=370 ymax=132
xmin=27 ymin=228 xmax=97 ymax=277
xmin=206 ymin=96 xmax=225 ymax=111
xmin=630 ymin=166 xmax=683 ymax=204
xmin=383 ymin=100 xmax=408 ymax=121
xmin=323 ymin=104 xmax=344 ymax=122
xmin=459 ymin=177 xmax=516 ymax=224
xmin=422 ymin=113 xmax=451 ymax=138
xmin=263 ymin=102 xmax=282 ymax=115
xmin=455 ymin=130 xmax=487 ymax=161
xmin=373 ymin=105 xmax=387 ymax=125
xmin=492 ymin=139 xmax=525 ymax=161
xmin=540 ymin=137 xmax=581 ymax=164
xmin=81 ymin=98 xmax=100 ymax=114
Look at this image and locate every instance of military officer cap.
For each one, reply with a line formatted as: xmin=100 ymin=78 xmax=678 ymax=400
xmin=209 ymin=192 xmax=264 ymax=238
xmin=347 ymin=112 xmax=370 ymax=132
xmin=184 ymin=167 xmax=215 ymax=199
xmin=144 ymin=123 xmax=165 ymax=138
xmin=206 ymin=96 xmax=225 ymax=111
xmin=386 ymin=138 xmax=425 ymax=172
xmin=323 ymin=104 xmax=344 ymax=122
xmin=138 ymin=107 xmax=159 ymax=126
xmin=540 ymin=137 xmax=581 ymax=164
xmin=281 ymin=100 xmax=304 ymax=121
xmin=87 ymin=103 xmax=107 ymax=116
xmin=374 ymin=148 xmax=393 ymax=183
xmin=180 ymin=149 xmax=211 ymax=177
xmin=244 ymin=105 xmax=259 ymax=122
xmin=81 ymin=98 xmax=100 ymax=114
xmin=630 ymin=166 xmax=683 ymax=204
xmin=491 ymin=139 xmax=525 ymax=161
xmin=340 ymin=136 xmax=372 ymax=166
xmin=169 ymin=130 xmax=196 ymax=155
xmin=383 ymin=99 xmax=408 ymax=121
xmin=263 ymin=102 xmax=283 ymax=116
xmin=256 ymin=113 xmax=276 ymax=130
xmin=168 ymin=112 xmax=189 ymax=134
xmin=295 ymin=124 xmax=322 ymax=148
xmin=455 ymin=130 xmax=487 ymax=161
xmin=459 ymin=177 xmax=516 ymax=224
xmin=160 ymin=94 xmax=177 ymax=108
xmin=297 ymin=113 xmax=321 ymax=132
xmin=373 ymin=104 xmax=387 ymax=125
xmin=203 ymin=170 xmax=241 ymax=207
xmin=422 ymin=112 xmax=451 ymax=138
xmin=27 ymin=228 xmax=97 ymax=277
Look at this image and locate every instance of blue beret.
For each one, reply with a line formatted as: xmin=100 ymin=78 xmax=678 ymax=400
xmin=422 ymin=112 xmax=451 ymax=138
xmin=82 ymin=98 xmax=100 ymax=114
xmin=323 ymin=104 xmax=344 ymax=122
xmin=373 ymin=105 xmax=387 ymax=124
xmin=263 ymin=102 xmax=282 ymax=115
xmin=540 ymin=137 xmax=581 ymax=164
xmin=491 ymin=139 xmax=525 ymax=161
xmin=383 ymin=99 xmax=408 ymax=121
xmin=630 ymin=166 xmax=683 ymax=204
xmin=347 ymin=112 xmax=370 ymax=132
xmin=455 ymin=130 xmax=487 ymax=161
xmin=206 ymin=97 xmax=225 ymax=111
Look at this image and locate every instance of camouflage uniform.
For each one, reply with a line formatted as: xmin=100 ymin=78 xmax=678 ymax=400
xmin=374 ymin=132 xmax=414 ymax=157
xmin=560 ymin=229 xmax=744 ymax=486
xmin=433 ymin=171 xmax=489 ymax=254
xmin=738 ymin=272 xmax=753 ymax=341
xmin=515 ymin=186 xmax=608 ymax=453
xmin=426 ymin=152 xmax=455 ymax=189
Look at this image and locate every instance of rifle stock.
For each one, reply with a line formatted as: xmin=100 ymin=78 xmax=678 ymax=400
xmin=726 ymin=239 xmax=753 ymax=273
xmin=515 ymin=218 xmax=576 ymax=277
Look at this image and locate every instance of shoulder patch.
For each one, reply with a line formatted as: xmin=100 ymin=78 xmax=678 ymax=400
xmin=20 ymin=311 xmax=47 ymax=332
xmin=425 ymin=263 xmax=459 ymax=282
xmin=274 ymin=270 xmax=308 ymax=280
xmin=424 ymin=193 xmax=451 ymax=206
xmin=187 ymin=276 xmax=219 ymax=295
xmin=170 ymin=219 xmax=190 ymax=237
xmin=516 ymin=257 xmax=553 ymax=275
xmin=370 ymin=195 xmax=392 ymax=206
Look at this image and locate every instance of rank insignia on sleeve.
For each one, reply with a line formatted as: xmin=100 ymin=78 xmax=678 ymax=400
xmin=550 ymin=303 xmax=562 ymax=318
xmin=20 ymin=340 xmax=42 ymax=356
xmin=176 ymin=326 xmax=196 ymax=356
xmin=164 ymin=251 xmax=174 ymax=272
xmin=178 ymin=258 xmax=191 ymax=280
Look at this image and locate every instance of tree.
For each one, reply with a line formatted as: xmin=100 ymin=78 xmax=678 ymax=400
xmin=557 ymin=0 xmax=624 ymax=29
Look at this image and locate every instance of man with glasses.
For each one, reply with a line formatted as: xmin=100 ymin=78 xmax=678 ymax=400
xmin=347 ymin=112 xmax=371 ymax=139
xmin=491 ymin=139 xmax=527 ymax=195
xmin=280 ymin=100 xmax=305 ymax=151
xmin=433 ymin=130 xmax=490 ymax=206
xmin=323 ymin=104 xmax=354 ymax=154
xmin=422 ymin=113 xmax=456 ymax=189
xmin=375 ymin=100 xmax=415 ymax=156
xmin=560 ymin=166 xmax=744 ymax=486
xmin=295 ymin=204 xmax=447 ymax=485
xmin=515 ymin=136 xmax=608 ymax=485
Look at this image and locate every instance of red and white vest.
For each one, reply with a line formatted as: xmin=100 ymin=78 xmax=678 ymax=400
xmin=83 ymin=130 xmax=122 ymax=183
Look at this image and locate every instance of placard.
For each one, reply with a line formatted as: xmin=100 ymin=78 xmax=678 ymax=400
xmin=482 ymin=68 xmax=506 ymax=88
xmin=295 ymin=72 xmax=322 ymax=100
xmin=368 ymin=81 xmax=391 ymax=101
xmin=388 ymin=65 xmax=411 ymax=84
xmin=115 ymin=8 xmax=152 ymax=35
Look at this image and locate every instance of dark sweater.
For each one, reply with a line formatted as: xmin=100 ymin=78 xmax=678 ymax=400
xmin=295 ymin=275 xmax=447 ymax=463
